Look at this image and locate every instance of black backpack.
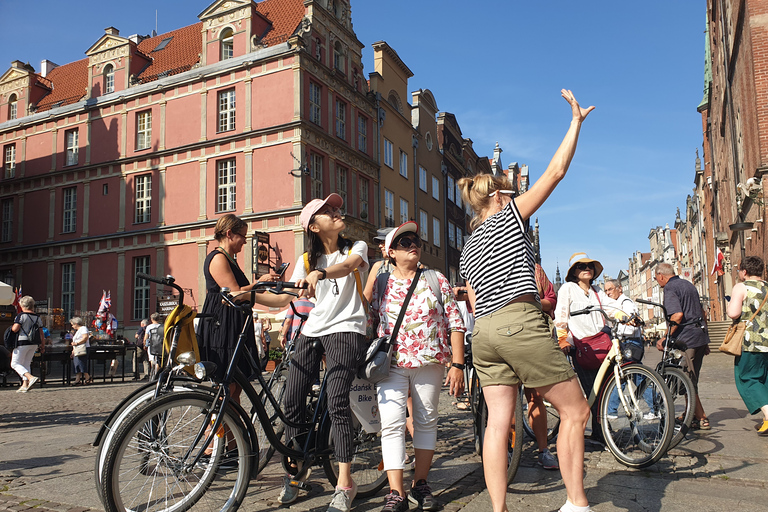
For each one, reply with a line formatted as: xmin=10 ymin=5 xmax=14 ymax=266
xmin=18 ymin=313 xmax=42 ymax=346
xmin=148 ymin=326 xmax=164 ymax=356
xmin=3 ymin=326 xmax=18 ymax=350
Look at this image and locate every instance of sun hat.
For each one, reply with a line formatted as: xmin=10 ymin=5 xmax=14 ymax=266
xmin=299 ymin=193 xmax=344 ymax=230
xmin=373 ymin=227 xmax=395 ymax=244
xmin=566 ymin=252 xmax=604 ymax=281
xmin=384 ymin=221 xmax=419 ymax=254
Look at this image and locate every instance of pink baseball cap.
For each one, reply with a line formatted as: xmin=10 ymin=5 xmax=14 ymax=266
xmin=384 ymin=221 xmax=418 ymax=254
xmin=300 ymin=193 xmax=344 ymax=231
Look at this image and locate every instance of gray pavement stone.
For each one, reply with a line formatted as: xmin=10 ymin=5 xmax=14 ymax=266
xmin=1 ymin=352 xmax=767 ymax=511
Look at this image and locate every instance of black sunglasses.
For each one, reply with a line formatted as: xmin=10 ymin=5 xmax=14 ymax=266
xmin=574 ymin=262 xmax=595 ymax=271
xmin=396 ymin=237 xmax=422 ymax=249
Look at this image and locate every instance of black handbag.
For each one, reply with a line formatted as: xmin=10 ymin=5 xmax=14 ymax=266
xmin=359 ymin=268 xmax=422 ymax=384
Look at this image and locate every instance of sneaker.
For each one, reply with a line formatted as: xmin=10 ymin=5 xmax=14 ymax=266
xmin=538 ymin=449 xmax=559 ymax=470
xmin=559 ymin=500 xmax=594 ymax=512
xmin=381 ymin=490 xmax=409 ymax=512
xmin=757 ymin=420 xmax=768 ymax=437
xmin=408 ymin=479 xmax=437 ymax=511
xmin=277 ymin=474 xmax=301 ymax=505
xmin=606 ymin=413 xmax=619 ymax=420
xmin=643 ymin=412 xmax=660 ymax=420
xmin=26 ymin=376 xmax=39 ymax=390
xmin=16 ymin=385 xmax=27 ymax=393
xmin=327 ymin=480 xmax=357 ymax=512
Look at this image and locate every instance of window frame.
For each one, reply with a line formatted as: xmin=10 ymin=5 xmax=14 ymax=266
xmin=309 ymin=81 xmax=322 ymax=126
xmin=310 ymin=154 xmax=324 ymax=200
xmin=383 ymin=139 xmax=393 ymax=168
xmin=133 ymin=256 xmax=151 ymax=320
xmin=432 ymin=176 xmax=440 ymax=201
xmin=335 ymin=99 xmax=346 ymax=140
xmin=433 ymin=217 xmax=441 ymax=247
xmin=61 ymin=262 xmax=76 ymax=320
xmin=399 ymin=197 xmax=409 ymax=225
xmin=448 ymin=221 xmax=456 ymax=248
xmin=136 ymin=110 xmax=152 ymax=151
xmin=220 ymin=27 xmax=234 ymax=60
xmin=65 ymin=129 xmax=79 ymax=166
xmin=8 ymin=94 xmax=17 ymax=120
xmin=4 ymin=144 xmax=15 ymax=179
xmin=357 ymin=114 xmax=367 ymax=152
xmin=447 ymin=175 xmax=455 ymax=203
xmin=1 ymin=198 xmax=13 ymax=242
xmin=359 ymin=175 xmax=369 ymax=219
xmin=399 ymin=150 xmax=408 ymax=178
xmin=384 ymin=189 xmax=395 ymax=228
xmin=419 ymin=210 xmax=428 ymax=241
xmin=336 ymin=165 xmax=347 ymax=208
xmin=217 ymin=89 xmax=236 ymax=133
xmin=419 ymin=166 xmax=427 ymax=192
xmin=135 ymin=174 xmax=152 ymax=224
xmin=62 ymin=186 xmax=77 ymax=233
xmin=216 ymin=158 xmax=237 ymax=213
xmin=104 ymin=64 xmax=115 ymax=94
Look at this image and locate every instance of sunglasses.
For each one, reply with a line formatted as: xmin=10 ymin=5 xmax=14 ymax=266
xmin=574 ymin=262 xmax=595 ymax=271
xmin=488 ymin=189 xmax=514 ymax=197
xmin=396 ymin=237 xmax=422 ymax=250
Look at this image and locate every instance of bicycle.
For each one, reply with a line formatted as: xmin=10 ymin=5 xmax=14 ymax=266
xmin=520 ymin=384 xmax=560 ymax=443
xmin=469 ymin=362 xmax=524 ymax=483
xmin=99 ymin=281 xmax=387 ymax=512
xmin=636 ymin=298 xmax=699 ymax=449
xmin=570 ymin=304 xmax=675 ymax=468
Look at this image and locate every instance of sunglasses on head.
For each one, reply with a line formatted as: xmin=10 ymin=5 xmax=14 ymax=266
xmin=396 ymin=237 xmax=422 ymax=249
xmin=574 ymin=262 xmax=595 ymax=271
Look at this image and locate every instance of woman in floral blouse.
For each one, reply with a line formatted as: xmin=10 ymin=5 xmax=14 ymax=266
xmin=370 ymin=221 xmax=465 ymax=512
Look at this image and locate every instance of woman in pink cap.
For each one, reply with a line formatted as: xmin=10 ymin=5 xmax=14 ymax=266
xmin=251 ymin=193 xmax=369 ymax=512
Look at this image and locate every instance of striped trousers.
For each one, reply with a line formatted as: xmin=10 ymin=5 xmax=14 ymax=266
xmin=283 ymin=331 xmax=367 ymax=463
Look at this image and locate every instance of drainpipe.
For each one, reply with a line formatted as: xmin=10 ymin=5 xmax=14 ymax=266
xmin=412 ymin=134 xmax=419 ymax=221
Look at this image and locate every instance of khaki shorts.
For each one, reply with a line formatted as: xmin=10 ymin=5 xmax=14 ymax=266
xmin=472 ymin=301 xmax=575 ymax=388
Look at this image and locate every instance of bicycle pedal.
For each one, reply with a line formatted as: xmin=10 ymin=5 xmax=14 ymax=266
xmin=294 ymin=480 xmax=312 ymax=491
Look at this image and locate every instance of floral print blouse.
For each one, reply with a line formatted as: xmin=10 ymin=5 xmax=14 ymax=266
xmin=371 ymin=270 xmax=465 ymax=368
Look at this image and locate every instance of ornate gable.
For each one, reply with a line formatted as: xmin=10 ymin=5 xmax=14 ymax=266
xmin=86 ymin=33 xmax=131 ymax=66
xmin=199 ymin=0 xmax=254 ymax=28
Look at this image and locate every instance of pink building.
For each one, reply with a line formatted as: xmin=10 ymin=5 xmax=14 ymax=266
xmin=0 ymin=0 xmax=380 ymax=333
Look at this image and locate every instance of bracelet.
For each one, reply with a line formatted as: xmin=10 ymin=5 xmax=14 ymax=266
xmin=317 ymin=269 xmax=327 ymax=280
xmin=451 ymin=362 xmax=466 ymax=370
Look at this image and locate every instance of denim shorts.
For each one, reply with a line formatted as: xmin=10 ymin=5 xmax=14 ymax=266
xmin=472 ymin=301 xmax=575 ymax=388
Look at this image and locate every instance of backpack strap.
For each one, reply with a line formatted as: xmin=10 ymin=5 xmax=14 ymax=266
xmin=424 ymin=269 xmax=443 ymax=310
xmin=303 ymin=252 xmax=310 ymax=275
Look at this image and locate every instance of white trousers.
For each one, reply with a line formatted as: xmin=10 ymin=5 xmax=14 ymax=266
xmin=376 ymin=363 xmax=444 ymax=471
xmin=11 ymin=345 xmax=37 ymax=381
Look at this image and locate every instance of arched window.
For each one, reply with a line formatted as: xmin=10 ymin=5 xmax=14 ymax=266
xmin=333 ymin=41 xmax=344 ymax=72
xmin=8 ymin=94 xmax=17 ymax=120
xmin=221 ymin=28 xmax=234 ymax=60
xmin=104 ymin=64 xmax=115 ymax=93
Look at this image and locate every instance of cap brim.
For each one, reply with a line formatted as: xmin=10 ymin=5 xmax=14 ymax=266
xmin=384 ymin=221 xmax=418 ymax=254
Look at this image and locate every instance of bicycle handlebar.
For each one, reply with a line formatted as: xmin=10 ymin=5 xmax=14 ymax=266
xmin=136 ymin=273 xmax=184 ymax=305
xmin=635 ymin=298 xmax=703 ymax=328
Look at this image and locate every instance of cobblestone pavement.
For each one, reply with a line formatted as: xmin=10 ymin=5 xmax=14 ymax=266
xmin=2 ymin=351 xmax=767 ymax=511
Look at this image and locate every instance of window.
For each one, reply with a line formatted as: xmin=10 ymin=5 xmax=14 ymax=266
xmin=135 ymin=174 xmax=152 ymax=224
xmin=65 ymin=129 xmax=79 ymax=166
xmin=216 ymin=159 xmax=236 ymax=212
xmin=136 ymin=111 xmax=152 ymax=150
xmin=4 ymin=144 xmax=15 ymax=179
xmin=152 ymin=37 xmax=173 ymax=52
xmin=399 ymin=198 xmax=409 ymax=224
xmin=62 ymin=187 xmax=77 ymax=233
xmin=384 ymin=189 xmax=394 ymax=227
xmin=335 ymin=99 xmax=346 ymax=139
xmin=399 ymin=150 xmax=408 ymax=178
xmin=8 ymin=94 xmax=17 ymax=120
xmin=448 ymin=221 xmax=456 ymax=248
xmin=449 ymin=267 xmax=458 ymax=286
xmin=218 ymin=89 xmax=236 ymax=132
xmin=336 ymin=166 xmax=347 ymax=207
xmin=334 ymin=41 xmax=344 ymax=72
xmin=432 ymin=176 xmax=439 ymax=200
xmin=419 ymin=210 xmax=428 ymax=241
xmin=456 ymin=226 xmax=464 ymax=250
xmin=1 ymin=198 xmax=12 ymax=242
xmin=455 ymin=181 xmax=462 ymax=208
xmin=104 ymin=64 xmax=114 ymax=94
xmin=419 ymin=166 xmax=427 ymax=192
xmin=133 ymin=256 xmax=151 ymax=320
xmin=433 ymin=217 xmax=440 ymax=247
xmin=359 ymin=176 xmax=369 ymax=219
xmin=310 ymin=154 xmax=324 ymax=200
xmin=62 ymin=262 xmax=76 ymax=320
xmin=220 ymin=28 xmax=234 ymax=60
xmin=384 ymin=139 xmax=393 ymax=168
xmin=309 ymin=82 xmax=322 ymax=126
xmin=357 ymin=115 xmax=367 ymax=152
xmin=447 ymin=175 xmax=455 ymax=203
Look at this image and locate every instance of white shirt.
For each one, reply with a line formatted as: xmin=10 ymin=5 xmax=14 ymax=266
xmin=289 ymin=240 xmax=369 ymax=337
xmin=554 ymin=282 xmax=623 ymax=346
xmin=615 ymin=293 xmax=642 ymax=339
xmin=73 ymin=326 xmax=90 ymax=348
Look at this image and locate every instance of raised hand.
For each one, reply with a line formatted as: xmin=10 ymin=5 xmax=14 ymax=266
xmin=561 ymin=89 xmax=595 ymax=123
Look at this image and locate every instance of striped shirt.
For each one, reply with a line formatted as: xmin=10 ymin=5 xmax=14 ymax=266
xmin=459 ymin=199 xmax=538 ymax=319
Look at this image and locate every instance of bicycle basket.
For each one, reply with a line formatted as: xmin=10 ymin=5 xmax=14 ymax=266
xmin=619 ymin=338 xmax=644 ymax=363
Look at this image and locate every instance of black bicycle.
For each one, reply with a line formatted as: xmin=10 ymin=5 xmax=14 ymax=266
xmin=98 ymin=281 xmax=387 ymax=512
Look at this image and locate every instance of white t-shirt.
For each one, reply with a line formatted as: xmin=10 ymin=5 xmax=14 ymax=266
xmin=73 ymin=326 xmax=90 ymax=348
xmin=554 ymin=282 xmax=623 ymax=345
xmin=289 ymin=240 xmax=369 ymax=337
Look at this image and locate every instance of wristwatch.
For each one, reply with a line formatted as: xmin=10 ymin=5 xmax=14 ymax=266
xmin=317 ymin=269 xmax=327 ymax=280
xmin=451 ymin=362 xmax=466 ymax=370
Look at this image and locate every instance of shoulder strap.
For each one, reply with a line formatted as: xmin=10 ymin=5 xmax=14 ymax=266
xmin=388 ymin=268 xmax=422 ymax=346
xmin=747 ymin=289 xmax=768 ymax=324
xmin=303 ymin=252 xmax=310 ymax=274
xmin=376 ymin=272 xmax=390 ymax=305
xmin=424 ymin=270 xmax=443 ymax=309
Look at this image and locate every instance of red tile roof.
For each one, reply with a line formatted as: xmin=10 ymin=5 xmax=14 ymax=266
xmin=35 ymin=58 xmax=88 ymax=112
xmin=135 ymin=23 xmax=203 ymax=84
xmin=255 ymin=0 xmax=306 ymax=46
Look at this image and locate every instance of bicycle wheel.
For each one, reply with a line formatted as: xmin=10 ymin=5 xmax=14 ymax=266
xmin=599 ymin=363 xmax=674 ymax=468
xmin=323 ymin=413 xmax=388 ymax=498
xmin=659 ymin=366 xmax=696 ymax=449
xmin=470 ymin=371 xmax=483 ymax=455
xmin=253 ymin=363 xmax=289 ymax=474
xmin=101 ymin=391 xmax=252 ymax=512
xmin=94 ymin=378 xmax=206 ymax=504
xmin=476 ymin=387 xmax=524 ymax=484
xmin=519 ymin=384 xmax=560 ymax=442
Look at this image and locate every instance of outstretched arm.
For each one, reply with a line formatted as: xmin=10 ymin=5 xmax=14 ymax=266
xmin=516 ymin=89 xmax=595 ymax=221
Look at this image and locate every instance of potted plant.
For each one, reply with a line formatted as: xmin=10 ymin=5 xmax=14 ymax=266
xmin=265 ymin=348 xmax=283 ymax=372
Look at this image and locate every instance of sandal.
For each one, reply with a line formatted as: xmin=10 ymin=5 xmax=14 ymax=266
xmin=699 ymin=417 xmax=711 ymax=430
xmin=456 ymin=401 xmax=471 ymax=411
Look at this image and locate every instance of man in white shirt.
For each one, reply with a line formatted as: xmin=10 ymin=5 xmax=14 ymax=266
xmin=603 ymin=279 xmax=642 ymax=339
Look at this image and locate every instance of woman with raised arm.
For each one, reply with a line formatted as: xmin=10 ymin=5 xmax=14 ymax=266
xmin=458 ymin=90 xmax=594 ymax=512
xmin=250 ymin=193 xmax=369 ymax=512
xmin=726 ymin=256 xmax=768 ymax=436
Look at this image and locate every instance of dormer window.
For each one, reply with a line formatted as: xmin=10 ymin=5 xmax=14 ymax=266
xmin=104 ymin=64 xmax=115 ymax=93
xmin=8 ymin=94 xmax=17 ymax=120
xmin=220 ymin=28 xmax=234 ymax=60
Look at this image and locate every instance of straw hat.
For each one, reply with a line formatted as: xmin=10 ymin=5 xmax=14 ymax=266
xmin=566 ymin=252 xmax=604 ymax=281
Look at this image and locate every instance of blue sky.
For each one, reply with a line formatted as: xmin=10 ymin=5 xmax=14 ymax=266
xmin=1 ymin=1 xmax=706 ymax=282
